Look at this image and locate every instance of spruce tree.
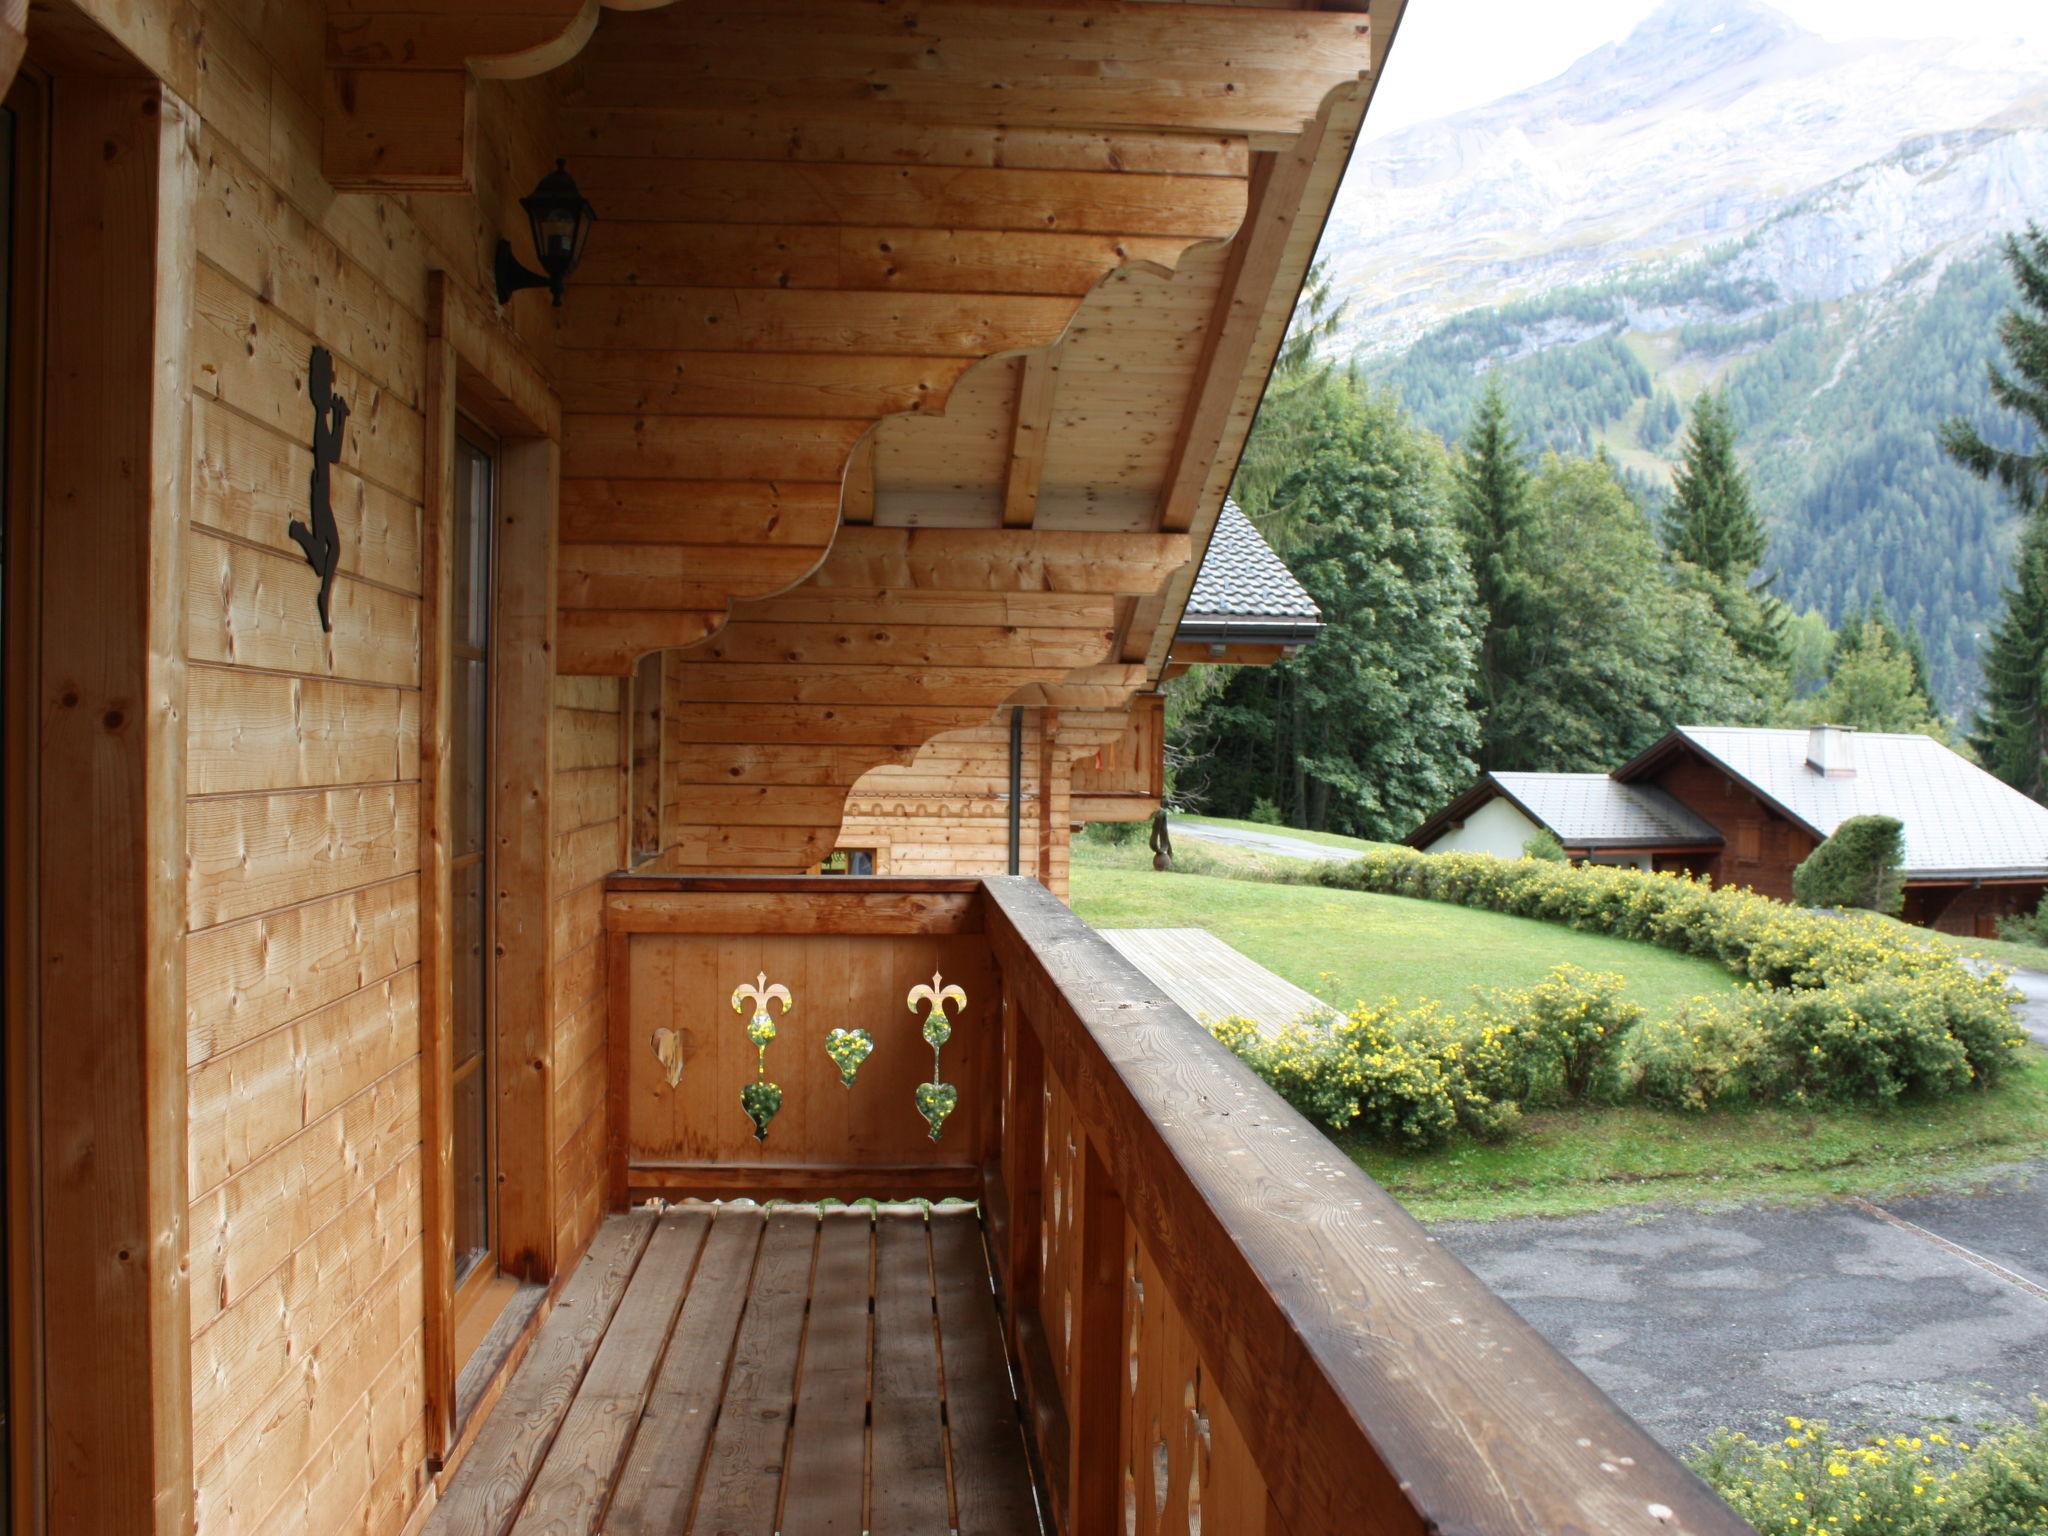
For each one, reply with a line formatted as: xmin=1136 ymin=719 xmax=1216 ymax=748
xmin=1970 ymin=515 xmax=2048 ymax=801
xmin=1452 ymin=375 xmax=1533 ymax=764
xmin=1949 ymin=224 xmax=2048 ymax=800
xmin=1941 ymin=223 xmax=2048 ymax=516
xmin=1664 ymin=390 xmax=1769 ymax=580
xmin=1663 ymin=389 xmax=1785 ymax=675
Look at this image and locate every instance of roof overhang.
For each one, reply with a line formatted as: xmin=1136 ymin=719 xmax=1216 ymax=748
xmin=1407 ymin=769 xmax=1729 ymax=852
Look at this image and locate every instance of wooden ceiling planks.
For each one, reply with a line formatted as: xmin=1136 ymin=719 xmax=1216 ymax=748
xmin=549 ymin=2 xmax=1302 ymax=679
xmin=322 ymin=0 xmax=1380 ymax=870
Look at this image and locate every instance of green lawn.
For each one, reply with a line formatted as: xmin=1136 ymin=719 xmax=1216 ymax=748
xmin=1070 ymin=847 xmax=2048 ymax=1221
xmin=1068 ymin=857 xmax=1738 ymax=1021
xmin=1172 ymin=814 xmax=1392 ymax=855
xmin=1357 ymin=1050 xmax=2048 ymax=1223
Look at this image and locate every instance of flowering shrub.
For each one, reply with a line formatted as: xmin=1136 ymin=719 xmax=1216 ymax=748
xmin=1211 ymin=965 xmax=1631 ymax=1147
xmin=1310 ymin=849 xmax=2025 ymax=1109
xmin=1691 ymin=1412 xmax=2048 ymax=1536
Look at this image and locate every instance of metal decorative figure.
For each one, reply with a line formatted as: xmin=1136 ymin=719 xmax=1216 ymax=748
xmin=291 ymin=345 xmax=348 ymax=632
xmin=732 ymin=971 xmax=792 ymax=1141
xmin=907 ymin=972 xmax=968 ymax=1141
xmin=824 ymin=1026 xmax=874 ymax=1089
xmin=651 ymin=1027 xmax=686 ymax=1089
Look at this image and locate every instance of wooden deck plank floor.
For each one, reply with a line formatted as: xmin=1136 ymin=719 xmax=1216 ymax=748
xmin=1095 ymin=927 xmax=1330 ymax=1040
xmin=427 ymin=1203 xmax=1041 ymax=1536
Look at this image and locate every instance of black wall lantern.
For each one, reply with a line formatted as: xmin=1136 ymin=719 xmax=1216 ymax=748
xmin=495 ymin=159 xmax=597 ymax=307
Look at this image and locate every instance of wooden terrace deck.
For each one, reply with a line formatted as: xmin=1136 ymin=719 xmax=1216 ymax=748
xmin=1096 ymin=927 xmax=1330 ymax=1039
xmin=427 ymin=1203 xmax=1040 ymax=1536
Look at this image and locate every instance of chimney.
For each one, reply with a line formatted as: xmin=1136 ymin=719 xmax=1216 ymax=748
xmin=1806 ymin=724 xmax=1855 ymax=778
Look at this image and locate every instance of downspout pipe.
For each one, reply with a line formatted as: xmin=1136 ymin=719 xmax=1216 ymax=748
xmin=1008 ymin=706 xmax=1024 ymax=875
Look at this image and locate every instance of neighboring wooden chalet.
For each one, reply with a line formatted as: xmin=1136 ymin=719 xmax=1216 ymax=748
xmin=0 ymin=2 xmax=1754 ymax=1534
xmin=1410 ymin=725 xmax=2048 ymax=934
xmin=829 ymin=500 xmax=1320 ymax=893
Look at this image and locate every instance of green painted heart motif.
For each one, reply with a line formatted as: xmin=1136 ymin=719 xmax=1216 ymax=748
xmin=824 ymin=1027 xmax=874 ymax=1088
xmin=915 ymin=1080 xmax=957 ymax=1142
xmin=740 ymin=1079 xmax=783 ymax=1142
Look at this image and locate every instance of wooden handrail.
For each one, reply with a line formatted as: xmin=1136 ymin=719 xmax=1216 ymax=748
xmin=981 ymin=875 xmax=1753 ymax=1536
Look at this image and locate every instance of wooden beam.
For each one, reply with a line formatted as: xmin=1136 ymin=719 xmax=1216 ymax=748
xmin=418 ymin=299 xmax=462 ymax=1465
xmin=1000 ymin=351 xmax=1055 ymax=529
xmin=574 ymin=0 xmax=1372 ymax=145
xmin=322 ymin=66 xmax=474 ymax=193
xmin=1133 ymin=80 xmax=1370 ymax=670
xmin=35 ymin=74 xmax=196 ymax=1536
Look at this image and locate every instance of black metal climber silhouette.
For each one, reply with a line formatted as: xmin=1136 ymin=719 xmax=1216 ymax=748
xmin=291 ymin=345 xmax=348 ymax=632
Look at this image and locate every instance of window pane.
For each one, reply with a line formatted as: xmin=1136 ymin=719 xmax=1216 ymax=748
xmin=453 ymin=656 xmax=487 ymax=858
xmin=452 ymin=859 xmax=485 ymax=1066
xmin=455 ymin=440 xmax=492 ymax=653
xmin=452 ymin=1064 xmax=488 ymax=1286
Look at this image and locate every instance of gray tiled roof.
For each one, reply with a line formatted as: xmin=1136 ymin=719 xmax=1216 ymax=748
xmin=1183 ymin=500 xmax=1321 ymax=624
xmin=1491 ymin=772 xmax=1723 ymax=847
xmin=1668 ymin=727 xmax=2048 ymax=879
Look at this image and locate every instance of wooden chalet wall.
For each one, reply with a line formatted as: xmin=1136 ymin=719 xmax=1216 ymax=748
xmin=1635 ymin=753 xmax=1819 ymax=901
xmin=832 ymin=708 xmax=1129 ymax=897
xmin=180 ymin=48 xmax=561 ymax=1536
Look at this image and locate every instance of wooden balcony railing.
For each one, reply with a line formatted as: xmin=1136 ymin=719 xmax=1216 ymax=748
xmin=602 ymin=873 xmax=1754 ymax=1536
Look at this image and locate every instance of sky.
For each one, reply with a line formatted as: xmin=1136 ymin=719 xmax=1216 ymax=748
xmin=1364 ymin=0 xmax=2043 ymax=138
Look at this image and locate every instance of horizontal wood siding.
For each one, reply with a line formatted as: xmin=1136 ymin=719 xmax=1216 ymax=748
xmin=838 ymin=707 xmax=1136 ymax=898
xmin=172 ymin=0 xmax=559 ymax=1528
xmin=1640 ymin=752 xmax=1819 ymax=901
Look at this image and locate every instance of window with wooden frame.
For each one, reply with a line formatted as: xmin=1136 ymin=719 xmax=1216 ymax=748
xmin=449 ymin=420 xmax=498 ymax=1314
xmin=1733 ymin=821 xmax=1761 ymax=861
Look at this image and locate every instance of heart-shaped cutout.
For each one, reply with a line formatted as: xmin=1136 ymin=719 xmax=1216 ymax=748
xmin=825 ymin=1027 xmax=874 ymax=1088
xmin=915 ymin=1080 xmax=958 ymax=1142
xmin=740 ymin=1079 xmax=783 ymax=1142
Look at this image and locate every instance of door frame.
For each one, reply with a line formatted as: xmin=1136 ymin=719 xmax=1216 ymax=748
xmin=420 ymin=273 xmax=561 ymax=1463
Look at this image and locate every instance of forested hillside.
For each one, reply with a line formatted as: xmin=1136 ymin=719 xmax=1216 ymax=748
xmin=1368 ymin=249 xmax=2021 ymax=709
xmin=1315 ymin=0 xmax=2046 ymax=713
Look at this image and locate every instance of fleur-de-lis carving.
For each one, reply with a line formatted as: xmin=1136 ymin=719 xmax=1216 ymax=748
xmin=907 ymin=972 xmax=968 ymax=1141
xmin=908 ymin=973 xmax=967 ymax=1050
xmin=652 ymin=1027 xmax=685 ymax=1089
xmin=731 ymin=971 xmax=792 ymax=1140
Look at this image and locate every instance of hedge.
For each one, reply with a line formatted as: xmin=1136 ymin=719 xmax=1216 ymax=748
xmin=1208 ymin=849 xmax=2028 ymax=1132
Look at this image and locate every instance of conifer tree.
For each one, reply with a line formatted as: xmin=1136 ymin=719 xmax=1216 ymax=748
xmin=1662 ymin=389 xmax=1786 ymax=674
xmin=1664 ymin=390 xmax=1769 ymax=579
xmin=1789 ymin=612 xmax=1950 ymax=742
xmin=1452 ymin=375 xmax=1533 ymax=763
xmin=1941 ymin=223 xmax=2048 ymax=516
xmin=1949 ymin=224 xmax=2048 ymax=800
xmin=1969 ymin=516 xmax=2048 ymax=801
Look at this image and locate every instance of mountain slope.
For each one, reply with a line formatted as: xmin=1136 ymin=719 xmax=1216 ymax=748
xmin=1333 ymin=0 xmax=2048 ymax=711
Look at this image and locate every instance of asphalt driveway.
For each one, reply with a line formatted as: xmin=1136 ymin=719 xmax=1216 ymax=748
xmin=1168 ymin=817 xmax=1345 ymax=862
xmin=1434 ymin=1162 xmax=2048 ymax=1456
